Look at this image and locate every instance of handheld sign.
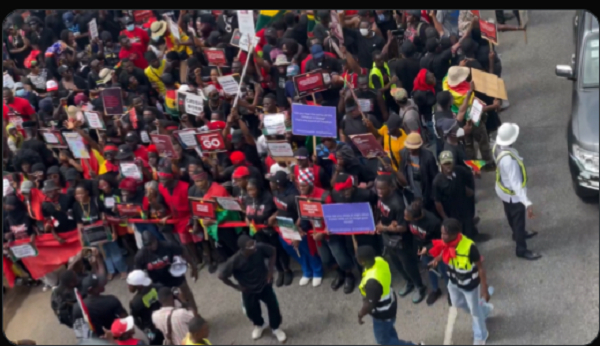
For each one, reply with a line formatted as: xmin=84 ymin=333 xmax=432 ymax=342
xmin=230 ymin=29 xmax=242 ymax=47
xmin=101 ymin=88 xmax=124 ymax=115
xmin=177 ymin=92 xmax=204 ymax=116
xmin=190 ymin=198 xmax=217 ymax=220
xmin=150 ymin=134 xmax=180 ymax=159
xmin=350 ymin=133 xmax=386 ymax=158
xmin=293 ymin=70 xmax=329 ymax=98
xmin=119 ymin=161 xmax=143 ymax=180
xmin=470 ymin=68 xmax=508 ymax=100
xmin=296 ymin=196 xmax=325 ymax=228
xmin=196 ymin=130 xmax=226 ymax=153
xmin=322 ymin=202 xmax=375 ymax=235
xmin=215 ymin=197 xmax=243 ymax=212
xmin=166 ymin=16 xmax=180 ymax=41
xmin=357 ymin=98 xmax=373 ymax=113
xmin=83 ymin=111 xmax=105 ymax=129
xmin=82 ymin=221 xmax=112 ymax=246
xmin=239 ymin=34 xmax=260 ymax=52
xmin=267 ymin=140 xmax=294 ymax=159
xmin=63 ymin=132 xmax=90 ymax=159
xmin=467 ymin=98 xmax=485 ymax=126
xmin=204 ymin=48 xmax=227 ymax=67
xmin=88 ymin=18 xmax=98 ymax=40
xmin=329 ymin=10 xmax=344 ymax=46
xmin=291 ymin=103 xmax=337 ymax=138
xmin=276 ymin=217 xmax=302 ymax=242
xmin=263 ymin=113 xmax=286 ymax=135
xmin=116 ymin=203 xmax=144 ymax=218
xmin=479 ymin=18 xmax=498 ymax=45
xmin=133 ymin=10 xmax=153 ymax=24
xmin=9 ymin=243 xmax=38 ymax=259
xmin=237 ymin=10 xmax=255 ymax=38
xmin=40 ymin=128 xmax=67 ymax=148
xmin=217 ymin=75 xmax=240 ymax=96
xmin=173 ymin=129 xmax=198 ymax=149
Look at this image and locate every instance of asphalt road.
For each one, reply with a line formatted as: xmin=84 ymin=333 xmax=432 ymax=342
xmin=4 ymin=10 xmax=599 ymax=345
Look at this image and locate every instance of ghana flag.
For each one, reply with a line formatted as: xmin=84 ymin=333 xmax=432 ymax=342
xmin=464 ymin=160 xmax=486 ymax=172
xmin=307 ymin=13 xmax=317 ymax=37
xmin=255 ymin=10 xmax=286 ymax=31
xmin=442 ymin=75 xmax=475 ymax=114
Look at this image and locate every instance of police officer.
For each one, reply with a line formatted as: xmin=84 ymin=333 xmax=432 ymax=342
xmin=356 ymin=246 xmax=421 ymax=346
xmin=493 ymin=123 xmax=541 ymax=260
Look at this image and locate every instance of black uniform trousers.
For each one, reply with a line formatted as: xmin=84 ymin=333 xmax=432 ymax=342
xmin=503 ymin=201 xmax=528 ymax=255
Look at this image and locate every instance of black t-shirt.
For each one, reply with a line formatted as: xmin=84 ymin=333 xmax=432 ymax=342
xmin=443 ymin=142 xmax=468 ymax=169
xmin=72 ymin=198 xmax=104 ymax=226
xmin=218 ymin=243 xmax=274 ymax=294
xmin=202 ymin=102 xmax=231 ymax=122
xmin=377 ymin=193 xmax=411 ymax=248
xmin=244 ymin=191 xmax=277 ymax=230
xmin=344 ymin=163 xmax=377 ymax=186
xmin=129 ymin=285 xmax=163 ymax=330
xmin=432 ymin=166 xmax=474 ymax=220
xmin=420 ymin=49 xmax=453 ymax=87
xmin=407 ymin=209 xmax=441 ymax=250
xmin=340 ymin=113 xmax=381 ymax=155
xmin=354 ymin=89 xmax=384 ymax=123
xmin=269 ymin=66 xmax=288 ymax=108
xmin=395 ymin=57 xmax=421 ymax=96
xmin=344 ymin=29 xmax=385 ymax=69
xmin=273 ymin=185 xmax=299 ymax=221
xmin=363 ymin=278 xmax=397 ymax=320
xmin=42 ymin=201 xmax=77 ymax=233
xmin=72 ymin=294 xmax=126 ymax=338
xmin=134 ymin=241 xmax=185 ymax=288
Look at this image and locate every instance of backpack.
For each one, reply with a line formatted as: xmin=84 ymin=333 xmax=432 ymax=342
xmin=51 ymin=288 xmax=74 ymax=328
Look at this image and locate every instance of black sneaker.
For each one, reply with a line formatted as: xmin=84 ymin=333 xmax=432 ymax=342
xmin=275 ymin=271 xmax=285 ymax=287
xmin=331 ymin=272 xmax=345 ymax=291
xmin=426 ymin=289 xmax=442 ymax=306
xmin=398 ymin=283 xmax=415 ymax=297
xmin=412 ymin=287 xmax=427 ymax=304
xmin=208 ymin=262 xmax=218 ymax=274
xmin=283 ymin=270 xmax=294 ymax=286
xmin=343 ymin=274 xmax=356 ymax=294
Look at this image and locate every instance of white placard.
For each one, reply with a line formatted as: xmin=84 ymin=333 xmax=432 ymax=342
xmin=357 ymin=98 xmax=372 ymax=112
xmin=167 ymin=16 xmax=180 ymax=41
xmin=3 ymin=179 xmax=10 ymax=197
xmin=89 ymin=18 xmax=98 ymax=40
xmin=104 ymin=197 xmax=115 ymax=208
xmin=4 ymin=72 xmax=15 ymax=89
xmin=10 ymin=244 xmax=37 ymax=259
xmin=276 ymin=217 xmax=302 ymax=241
xmin=64 ymin=132 xmax=90 ymax=159
xmin=215 ymin=197 xmax=243 ymax=212
xmin=239 ymin=34 xmax=260 ymax=52
xmin=267 ymin=141 xmax=294 ymax=157
xmin=263 ymin=113 xmax=286 ymax=135
xmin=184 ymin=93 xmax=204 ymax=116
xmin=237 ymin=10 xmax=256 ymax=37
xmin=468 ymin=98 xmax=485 ymax=125
xmin=84 ymin=111 xmax=104 ymax=129
xmin=217 ymin=75 xmax=240 ymax=96
xmin=42 ymin=132 xmax=60 ymax=144
xmin=177 ymin=129 xmax=198 ymax=148
xmin=9 ymin=116 xmax=23 ymax=129
xmin=140 ymin=130 xmax=150 ymax=143
xmin=120 ymin=162 xmax=143 ymax=180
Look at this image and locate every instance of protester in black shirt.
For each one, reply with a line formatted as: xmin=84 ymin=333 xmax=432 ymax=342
xmin=351 ymin=75 xmax=388 ymax=123
xmin=343 ymin=20 xmax=386 ymax=69
xmin=218 ymin=235 xmax=287 ymax=343
xmin=127 ymin=270 xmax=164 ymax=345
xmin=420 ymin=38 xmax=453 ymax=93
xmin=333 ymin=145 xmax=377 ymax=189
xmin=398 ymin=133 xmax=439 ymax=212
xmin=395 ymin=41 xmax=421 ymax=95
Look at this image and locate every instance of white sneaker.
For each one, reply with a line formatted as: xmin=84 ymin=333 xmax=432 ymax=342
xmin=252 ymin=324 xmax=267 ymax=340
xmin=299 ymin=277 xmax=311 ymax=286
xmin=312 ymin=277 xmax=322 ymax=287
xmin=272 ymin=328 xmax=287 ymax=343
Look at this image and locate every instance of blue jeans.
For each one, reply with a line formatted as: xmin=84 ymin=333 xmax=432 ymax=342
xmin=372 ymin=316 xmax=415 ymax=345
xmin=420 ymin=254 xmax=449 ymax=291
xmin=447 ymin=282 xmax=492 ymax=342
xmin=316 ymin=234 xmax=354 ymax=272
xmin=134 ymin=223 xmax=165 ymax=249
xmin=425 ymin=120 xmax=436 ymax=144
xmin=101 ymin=241 xmax=128 ymax=274
xmin=280 ymin=236 xmax=323 ymax=278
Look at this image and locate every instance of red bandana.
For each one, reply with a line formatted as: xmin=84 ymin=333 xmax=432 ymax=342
xmin=428 ymin=233 xmax=463 ymax=264
xmin=334 ymin=176 xmax=354 ymax=192
xmin=157 ymin=172 xmax=174 ymax=178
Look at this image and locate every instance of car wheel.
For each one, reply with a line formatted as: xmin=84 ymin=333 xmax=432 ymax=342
xmin=572 ymin=179 xmax=599 ymax=202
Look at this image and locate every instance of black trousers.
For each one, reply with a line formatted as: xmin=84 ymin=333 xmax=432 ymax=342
xmin=242 ymin=284 xmax=282 ymax=330
xmin=495 ymin=10 xmax=521 ymax=25
xmin=216 ymin=228 xmax=240 ymax=262
xmin=503 ymin=201 xmax=528 ymax=255
xmin=387 ymin=246 xmax=424 ymax=289
xmin=254 ymin=231 xmax=291 ymax=272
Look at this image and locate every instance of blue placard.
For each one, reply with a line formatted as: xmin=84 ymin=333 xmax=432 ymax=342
xmin=322 ymin=202 xmax=375 ymax=235
xmin=291 ymin=103 xmax=337 ymax=138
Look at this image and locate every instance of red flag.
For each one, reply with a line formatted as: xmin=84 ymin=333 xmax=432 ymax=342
xmin=3 ymin=256 xmax=18 ymax=288
xmin=75 ymin=287 xmax=96 ymax=335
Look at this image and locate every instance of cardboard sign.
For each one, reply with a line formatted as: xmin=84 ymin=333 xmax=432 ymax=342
xmin=267 ymin=140 xmax=294 ymax=158
xmin=239 ymin=34 xmax=260 ymax=52
xmin=8 ymin=116 xmax=23 ymax=129
xmin=519 ymin=10 xmax=528 ymax=28
xmin=196 ymin=131 xmax=226 ymax=153
xmin=357 ymin=98 xmax=372 ymax=112
xmin=173 ymin=129 xmax=198 ymax=149
xmin=217 ymin=75 xmax=240 ymax=96
xmin=116 ymin=203 xmax=144 ymax=218
xmin=101 ymin=88 xmax=124 ymax=115
xmin=166 ymin=16 xmax=180 ymax=41
xmin=190 ymin=199 xmax=216 ymax=219
xmin=89 ymin=18 xmax=98 ymax=40
xmin=350 ymin=133 xmax=386 ymax=158
xmin=82 ymin=221 xmax=112 ymax=246
xmin=83 ymin=111 xmax=105 ymax=129
xmin=291 ymin=103 xmax=337 ymax=138
xmin=263 ymin=113 xmax=286 ymax=135
xmin=237 ymin=10 xmax=255 ymax=37
xmin=10 ymin=243 xmax=38 ymax=259
xmin=63 ymin=132 xmax=90 ymax=159
xmin=119 ymin=162 xmax=143 ymax=180
xmin=467 ymin=98 xmax=485 ymax=126
xmin=177 ymin=92 xmax=204 ymax=116
xmin=230 ymin=29 xmax=242 ymax=47
xmin=297 ymin=196 xmax=325 ymax=221
xmin=322 ymin=202 xmax=375 ymax=235
xmin=470 ymin=68 xmax=508 ymax=100
xmin=204 ymin=48 xmax=227 ymax=67
xmin=150 ymin=134 xmax=180 ymax=159
xmin=40 ymin=129 xmax=67 ymax=148
xmin=276 ymin=217 xmax=302 ymax=241
xmin=133 ymin=10 xmax=153 ymax=24
xmin=293 ymin=70 xmax=328 ymax=98
xmin=479 ymin=18 xmax=498 ymax=45
xmin=215 ymin=197 xmax=243 ymax=212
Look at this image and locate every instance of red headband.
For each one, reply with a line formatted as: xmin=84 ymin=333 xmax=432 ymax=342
xmin=158 ymin=172 xmax=174 ymax=178
xmin=165 ymin=126 xmax=178 ymax=131
xmin=334 ymin=176 xmax=354 ymax=191
xmin=146 ymin=144 xmax=157 ymax=153
xmin=377 ymin=171 xmax=392 ymax=175
xmin=191 ymin=172 xmax=208 ymax=181
xmin=104 ymin=145 xmax=119 ymax=153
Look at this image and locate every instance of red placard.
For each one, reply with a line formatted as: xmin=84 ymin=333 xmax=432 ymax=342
xmin=133 ymin=10 xmax=154 ymax=24
xmin=195 ymin=131 xmax=226 ymax=153
xmin=350 ymin=133 xmax=386 ymax=159
xmin=479 ymin=18 xmax=498 ymax=45
xmin=293 ymin=70 xmax=328 ymax=98
xmin=116 ymin=203 xmax=144 ymax=218
xmin=40 ymin=128 xmax=67 ymax=148
xmin=190 ymin=199 xmax=216 ymax=220
xmin=150 ymin=134 xmax=180 ymax=159
xmin=204 ymin=48 xmax=227 ymax=67
xmin=297 ymin=197 xmax=324 ymax=221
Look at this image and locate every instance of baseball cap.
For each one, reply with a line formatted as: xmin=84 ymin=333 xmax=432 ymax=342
xmin=294 ymin=147 xmax=309 ymax=159
xmin=232 ymin=166 xmax=250 ymax=179
xmin=269 ymin=170 xmax=288 ymax=185
xmin=125 ymin=132 xmax=140 ymax=143
xmin=47 ymin=165 xmax=61 ymax=175
xmin=81 ymin=274 xmax=102 ymax=292
xmin=115 ymin=144 xmax=134 ymax=160
xmin=386 ymin=113 xmax=402 ymax=133
xmin=310 ymin=44 xmax=324 ymax=59
xmin=111 ymin=316 xmax=135 ymax=338
xmin=439 ymin=150 xmax=454 ymax=165
xmin=46 ymin=80 xmax=58 ymax=92
xmin=126 ymin=270 xmax=152 ymax=287
xmin=65 ymin=168 xmax=80 ymax=181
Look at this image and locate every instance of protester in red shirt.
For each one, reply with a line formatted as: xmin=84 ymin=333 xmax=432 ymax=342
xmin=124 ymin=132 xmax=149 ymax=164
xmin=301 ymin=41 xmax=337 ymax=74
xmin=118 ymin=36 xmax=148 ymax=69
xmin=3 ymin=88 xmax=36 ymax=135
xmin=120 ymin=17 xmax=150 ymax=50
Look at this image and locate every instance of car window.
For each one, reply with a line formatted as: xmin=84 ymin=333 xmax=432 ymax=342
xmin=581 ymin=35 xmax=599 ymax=88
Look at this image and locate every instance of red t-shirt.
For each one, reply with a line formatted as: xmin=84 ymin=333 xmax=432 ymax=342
xmin=119 ymin=43 xmax=148 ymax=69
xmin=301 ymin=52 xmax=337 ymax=74
xmin=3 ymin=97 xmax=35 ymax=121
xmin=134 ymin=145 xmax=149 ymax=164
xmin=120 ymin=27 xmax=150 ymax=50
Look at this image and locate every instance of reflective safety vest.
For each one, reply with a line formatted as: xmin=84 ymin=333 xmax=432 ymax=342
xmin=492 ymin=144 xmax=528 ymax=195
xmin=368 ymin=62 xmax=396 ymax=99
xmin=447 ymin=235 xmax=479 ymax=291
xmin=359 ymin=257 xmax=394 ymax=314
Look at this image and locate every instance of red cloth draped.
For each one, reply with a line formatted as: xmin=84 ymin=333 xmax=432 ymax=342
xmin=428 ymin=233 xmax=463 ymax=264
xmin=413 ymin=68 xmax=436 ymax=94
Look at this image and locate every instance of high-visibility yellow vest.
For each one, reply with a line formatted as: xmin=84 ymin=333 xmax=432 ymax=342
xmin=447 ymin=235 xmax=479 ymax=290
xmin=368 ymin=62 xmax=396 ymax=99
xmin=359 ymin=256 xmax=392 ymax=301
xmin=492 ymin=144 xmax=528 ymax=195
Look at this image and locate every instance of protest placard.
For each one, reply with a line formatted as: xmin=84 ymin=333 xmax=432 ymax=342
xmin=357 ymin=98 xmax=373 ymax=113
xmin=204 ymin=48 xmax=227 ymax=67
xmin=10 ymin=243 xmax=38 ymax=259
xmin=83 ymin=111 xmax=105 ymax=129
xmin=350 ymin=133 xmax=386 ymax=158
xmin=230 ymin=29 xmax=242 ymax=47
xmin=237 ymin=10 xmax=255 ymax=37
xmin=291 ymin=103 xmax=337 ymax=138
xmin=166 ymin=16 xmax=180 ymax=41
xmin=467 ymin=98 xmax=485 ymax=126
xmin=82 ymin=221 xmax=112 ymax=246
xmin=190 ymin=198 xmax=216 ymax=220
xmin=140 ymin=130 xmax=150 ymax=144
xmin=101 ymin=88 xmax=124 ymax=115
xmin=116 ymin=204 xmax=144 ymax=218
xmin=119 ymin=162 xmax=143 ymax=180
xmin=293 ymin=70 xmax=328 ymax=98
xmin=88 ymin=18 xmax=98 ymax=40
xmin=296 ymin=196 xmax=325 ymax=222
xmin=196 ymin=131 xmax=226 ymax=153
xmin=63 ymin=132 xmax=90 ymax=159
xmin=173 ymin=129 xmax=198 ymax=149
xmin=479 ymin=18 xmax=498 ymax=45
xmin=133 ymin=10 xmax=153 ymax=24
xmin=276 ymin=217 xmax=302 ymax=242
xmin=239 ymin=34 xmax=260 ymax=52
xmin=40 ymin=129 xmax=67 ymax=148
xmin=470 ymin=68 xmax=508 ymax=100
xmin=322 ymin=202 xmax=375 ymax=235
xmin=177 ymin=92 xmax=203 ymax=116
xmin=215 ymin=197 xmax=243 ymax=212
xmin=8 ymin=115 xmax=23 ymax=130
xmin=150 ymin=134 xmax=179 ymax=159
xmin=519 ymin=10 xmax=529 ymax=43
xmin=217 ymin=75 xmax=240 ymax=96
xmin=263 ymin=113 xmax=286 ymax=135
xmin=267 ymin=140 xmax=294 ymax=159
xmin=3 ymin=178 xmax=10 ymax=197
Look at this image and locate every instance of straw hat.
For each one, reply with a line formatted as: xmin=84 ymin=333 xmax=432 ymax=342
xmin=66 ymin=105 xmax=79 ymax=120
xmin=404 ymin=132 xmax=423 ymax=149
xmin=151 ymin=20 xmax=168 ymax=39
xmin=98 ymin=68 xmax=113 ymax=85
xmin=447 ymin=66 xmax=470 ymax=87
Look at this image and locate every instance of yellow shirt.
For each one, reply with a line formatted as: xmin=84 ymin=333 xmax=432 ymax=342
xmin=378 ymin=125 xmax=407 ymax=171
xmin=145 ymin=59 xmax=167 ymax=96
xmin=166 ymin=29 xmax=193 ymax=56
xmin=182 ymin=334 xmax=211 ymax=345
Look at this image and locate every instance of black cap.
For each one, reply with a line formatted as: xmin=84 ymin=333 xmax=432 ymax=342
xmin=294 ymin=147 xmax=309 ymax=159
xmin=81 ymin=274 xmax=102 ymax=292
xmin=124 ymin=16 xmax=134 ymax=25
xmin=41 ymin=179 xmax=60 ymax=193
xmin=57 ymin=65 xmax=69 ymax=75
xmin=386 ymin=112 xmax=402 ymax=133
xmin=31 ymin=162 xmax=46 ymax=173
xmin=115 ymin=144 xmax=134 ymax=160
xmin=65 ymin=168 xmax=80 ymax=181
xmin=47 ymin=165 xmax=60 ymax=175
xmin=269 ymin=170 xmax=289 ymax=185
xmin=125 ymin=131 xmax=140 ymax=143
xmin=231 ymin=129 xmax=244 ymax=144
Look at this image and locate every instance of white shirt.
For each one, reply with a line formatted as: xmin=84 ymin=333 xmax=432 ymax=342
xmin=256 ymin=134 xmax=268 ymax=156
xmin=152 ymin=306 xmax=193 ymax=345
xmin=495 ymin=146 xmax=532 ymax=207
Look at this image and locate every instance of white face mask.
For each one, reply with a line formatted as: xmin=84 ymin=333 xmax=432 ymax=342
xmin=360 ymin=29 xmax=369 ymax=37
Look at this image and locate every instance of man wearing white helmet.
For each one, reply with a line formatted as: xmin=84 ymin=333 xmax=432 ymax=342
xmin=493 ymin=123 xmax=541 ymax=260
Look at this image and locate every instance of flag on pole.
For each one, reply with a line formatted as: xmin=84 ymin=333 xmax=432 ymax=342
xmin=255 ymin=10 xmax=286 ymax=31
xmin=74 ymin=287 xmax=96 ymax=335
xmin=464 ymin=160 xmax=487 ymax=172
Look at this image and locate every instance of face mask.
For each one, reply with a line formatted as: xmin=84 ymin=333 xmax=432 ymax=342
xmin=378 ymin=14 xmax=386 ymax=21
xmin=360 ymin=29 xmax=369 ymax=36
xmin=152 ymin=36 xmax=160 ymax=42
xmin=126 ymin=24 xmax=135 ymax=31
xmin=15 ymin=89 xmax=26 ymax=97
